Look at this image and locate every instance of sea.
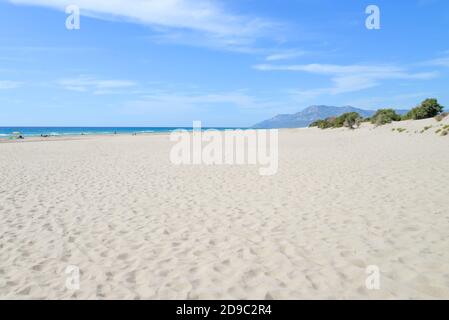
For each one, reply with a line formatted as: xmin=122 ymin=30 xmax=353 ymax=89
xmin=0 ymin=127 xmax=243 ymax=138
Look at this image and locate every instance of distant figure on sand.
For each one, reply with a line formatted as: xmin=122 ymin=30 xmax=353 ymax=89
xmin=10 ymin=132 xmax=24 ymax=140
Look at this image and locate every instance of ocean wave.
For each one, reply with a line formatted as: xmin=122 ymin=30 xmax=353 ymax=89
xmin=137 ymin=130 xmax=155 ymax=133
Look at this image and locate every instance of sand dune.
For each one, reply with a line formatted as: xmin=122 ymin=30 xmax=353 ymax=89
xmin=1 ymin=117 xmax=449 ymax=299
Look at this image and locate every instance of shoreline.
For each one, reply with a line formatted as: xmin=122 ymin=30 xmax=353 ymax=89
xmin=1 ymin=117 xmax=448 ymax=144
xmin=0 ymin=131 xmax=175 ymax=144
xmin=0 ymin=127 xmax=249 ymax=143
xmin=0 ymin=128 xmax=300 ymax=144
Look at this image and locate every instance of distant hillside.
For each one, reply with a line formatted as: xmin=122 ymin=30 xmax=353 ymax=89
xmin=253 ymin=105 xmax=408 ymax=129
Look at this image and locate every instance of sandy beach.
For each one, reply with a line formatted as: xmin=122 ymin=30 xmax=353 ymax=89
xmin=1 ymin=117 xmax=449 ymax=300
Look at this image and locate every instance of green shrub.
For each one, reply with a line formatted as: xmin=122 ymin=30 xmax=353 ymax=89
xmin=309 ymin=120 xmax=322 ymax=128
xmin=440 ymin=126 xmax=449 ymax=136
xmin=310 ymin=113 xmax=362 ymax=130
xmin=335 ymin=112 xmax=362 ymax=129
xmin=309 ymin=119 xmax=334 ymax=129
xmin=403 ymin=98 xmax=444 ymax=120
xmin=371 ymin=109 xmax=401 ymax=126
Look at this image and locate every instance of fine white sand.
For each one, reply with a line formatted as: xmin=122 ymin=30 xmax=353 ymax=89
xmin=1 ymin=117 xmax=449 ymax=299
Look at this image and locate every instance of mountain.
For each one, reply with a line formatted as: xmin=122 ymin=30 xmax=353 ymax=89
xmin=252 ymin=105 xmax=408 ymax=129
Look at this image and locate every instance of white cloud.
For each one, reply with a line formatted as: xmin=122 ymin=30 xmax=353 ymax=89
xmin=9 ymin=0 xmax=276 ymax=51
xmin=0 ymin=80 xmax=22 ymax=89
xmin=426 ymin=56 xmax=449 ymax=67
xmin=265 ymin=50 xmax=306 ymax=61
xmin=58 ymin=76 xmax=136 ymax=94
xmin=256 ymin=63 xmax=402 ymax=74
xmin=254 ymin=63 xmax=438 ymax=97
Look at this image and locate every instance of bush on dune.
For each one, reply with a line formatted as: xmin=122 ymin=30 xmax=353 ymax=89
xmin=403 ymin=98 xmax=444 ymax=120
xmin=370 ymin=109 xmax=401 ymax=126
xmin=310 ymin=113 xmax=362 ymax=130
xmin=309 ymin=119 xmax=334 ymax=129
xmin=339 ymin=112 xmax=363 ymax=129
xmin=309 ymin=116 xmax=336 ymax=129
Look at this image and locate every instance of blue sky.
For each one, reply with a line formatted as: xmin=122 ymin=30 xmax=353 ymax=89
xmin=0 ymin=0 xmax=448 ymax=127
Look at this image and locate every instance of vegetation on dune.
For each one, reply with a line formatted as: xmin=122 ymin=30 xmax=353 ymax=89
xmin=437 ymin=124 xmax=449 ymax=136
xmin=310 ymin=98 xmax=446 ymax=133
xmin=309 ymin=118 xmax=334 ymax=129
xmin=403 ymin=98 xmax=444 ymax=120
xmin=340 ymin=112 xmax=363 ymax=129
xmin=309 ymin=112 xmax=362 ymax=130
xmin=420 ymin=125 xmax=433 ymax=133
xmin=370 ymin=109 xmax=401 ymax=126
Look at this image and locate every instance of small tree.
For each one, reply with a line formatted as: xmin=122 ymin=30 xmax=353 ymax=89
xmin=403 ymin=98 xmax=444 ymax=120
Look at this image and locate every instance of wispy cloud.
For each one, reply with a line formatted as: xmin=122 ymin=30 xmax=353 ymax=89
xmin=9 ymin=0 xmax=277 ymax=52
xmin=254 ymin=63 xmax=438 ymax=97
xmin=0 ymin=80 xmax=22 ymax=89
xmin=265 ymin=50 xmax=306 ymax=61
xmin=58 ymin=76 xmax=137 ymax=94
xmin=0 ymin=45 xmax=97 ymax=52
xmin=426 ymin=56 xmax=449 ymax=67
